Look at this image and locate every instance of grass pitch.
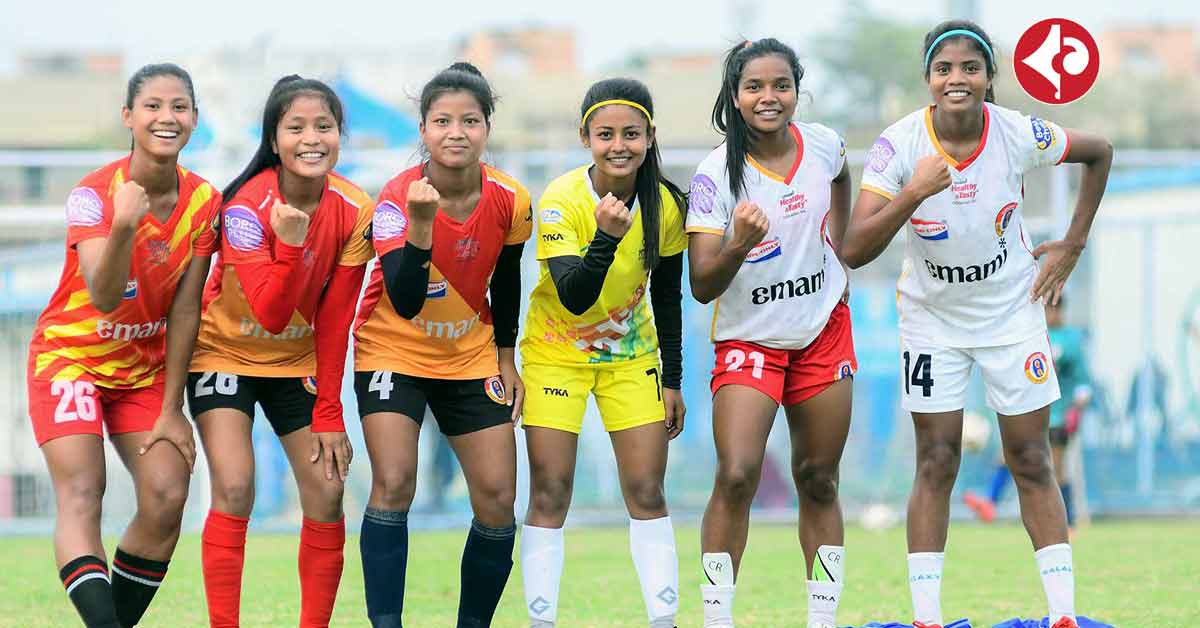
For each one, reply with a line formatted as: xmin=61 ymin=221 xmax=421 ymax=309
xmin=2 ymin=520 xmax=1191 ymax=627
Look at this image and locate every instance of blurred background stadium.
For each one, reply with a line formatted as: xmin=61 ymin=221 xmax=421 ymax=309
xmin=0 ymin=0 xmax=1197 ymax=542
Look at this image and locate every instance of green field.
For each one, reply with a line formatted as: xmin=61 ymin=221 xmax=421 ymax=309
xmin=2 ymin=520 xmax=1192 ymax=627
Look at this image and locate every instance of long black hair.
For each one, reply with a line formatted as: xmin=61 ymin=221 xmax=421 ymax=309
xmin=419 ymin=61 xmax=497 ymax=124
xmin=923 ymin=20 xmax=997 ymax=103
xmin=711 ymin=38 xmax=804 ymax=201
xmin=580 ymin=78 xmax=687 ymax=271
xmin=222 ymin=75 xmax=345 ymax=201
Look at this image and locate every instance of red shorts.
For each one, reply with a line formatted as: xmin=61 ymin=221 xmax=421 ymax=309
xmin=28 ymin=376 xmax=163 ymax=445
xmin=710 ymin=302 xmax=857 ymax=406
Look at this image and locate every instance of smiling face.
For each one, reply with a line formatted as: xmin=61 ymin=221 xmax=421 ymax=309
xmin=272 ymin=94 xmax=340 ymax=180
xmin=926 ymin=38 xmax=991 ymax=113
xmin=420 ymin=90 xmax=489 ymax=169
xmin=735 ymin=54 xmax=798 ymax=135
xmin=580 ymin=104 xmax=652 ymax=181
xmin=122 ymin=75 xmax=196 ymax=159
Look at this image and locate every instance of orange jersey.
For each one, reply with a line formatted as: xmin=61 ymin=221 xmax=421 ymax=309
xmin=353 ymin=164 xmax=532 ymax=379
xmin=28 ymin=155 xmax=221 ymax=389
xmin=190 ymin=168 xmax=375 ymax=376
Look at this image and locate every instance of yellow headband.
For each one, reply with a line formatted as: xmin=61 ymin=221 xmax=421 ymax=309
xmin=580 ymin=99 xmax=653 ymax=130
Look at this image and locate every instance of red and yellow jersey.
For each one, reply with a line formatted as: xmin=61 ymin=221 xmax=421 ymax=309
xmin=190 ymin=168 xmax=375 ymax=376
xmin=353 ymin=163 xmax=532 ymax=379
xmin=28 ymin=155 xmax=221 ymax=389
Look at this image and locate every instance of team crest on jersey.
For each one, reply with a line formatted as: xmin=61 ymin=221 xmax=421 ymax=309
xmin=123 ymin=280 xmax=138 ymax=299
xmin=373 ymin=201 xmax=408 ymax=240
xmin=834 ymin=360 xmax=854 ymax=380
xmin=540 ymin=208 xmax=564 ymax=224
xmin=911 ymin=219 xmax=949 ymax=241
xmin=66 ymin=187 xmax=104 ymax=227
xmin=455 ymin=238 xmax=480 ymax=260
xmin=994 ymin=203 xmax=1017 ymax=237
xmin=866 ymin=136 xmax=896 ymax=173
xmin=745 ymin=237 xmax=782 ymax=263
xmin=302 ymin=376 xmax=318 ymax=395
xmin=224 ymin=206 xmax=265 ymax=252
xmin=146 ymin=239 xmax=170 ymax=264
xmin=426 ymin=280 xmax=448 ymax=298
xmin=1025 ymin=352 xmax=1050 ymax=384
xmin=689 ymin=174 xmax=718 ymax=216
xmin=484 ymin=376 xmax=506 ymax=404
xmin=1031 ymin=117 xmax=1055 ymax=151
xmin=780 ymin=191 xmax=807 ymax=218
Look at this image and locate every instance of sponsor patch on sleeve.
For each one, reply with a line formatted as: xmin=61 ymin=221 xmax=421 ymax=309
xmin=66 ymin=187 xmax=105 ymax=227
xmin=223 ymin=206 xmax=265 ymax=252
xmin=1030 ymin=117 xmax=1055 ymax=151
xmin=865 ymin=136 xmax=896 ymax=173
xmin=688 ymin=173 xmax=718 ymax=215
xmin=372 ymin=201 xmax=408 ymax=240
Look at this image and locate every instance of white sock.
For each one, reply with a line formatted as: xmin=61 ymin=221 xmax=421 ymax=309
xmin=807 ymin=545 xmax=845 ymax=627
xmin=702 ymin=552 xmax=735 ymax=626
xmin=1035 ymin=543 xmax=1076 ymax=623
xmin=522 ymin=524 xmax=564 ymax=626
xmin=629 ymin=516 xmax=679 ymax=625
xmin=701 ymin=584 xmax=735 ymax=627
xmin=908 ymin=552 xmax=944 ymax=625
xmin=806 ymin=581 xmax=842 ymax=628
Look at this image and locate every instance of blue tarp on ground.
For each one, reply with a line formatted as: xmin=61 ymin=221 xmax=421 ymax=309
xmin=858 ymin=620 xmax=973 ymax=628
xmin=992 ymin=617 xmax=1115 ymax=628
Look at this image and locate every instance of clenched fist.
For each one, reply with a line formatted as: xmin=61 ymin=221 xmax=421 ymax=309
xmin=729 ymin=201 xmax=769 ymax=253
xmin=909 ymin=154 xmax=953 ymax=201
xmin=407 ymin=177 xmax=441 ymax=223
xmin=112 ymin=180 xmax=150 ymax=229
xmin=271 ymin=199 xmax=310 ymax=246
xmin=595 ymin=193 xmax=633 ymax=239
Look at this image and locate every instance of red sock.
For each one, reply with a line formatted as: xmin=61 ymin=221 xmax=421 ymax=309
xmin=298 ymin=517 xmax=345 ymax=628
xmin=202 ymin=510 xmax=248 ymax=628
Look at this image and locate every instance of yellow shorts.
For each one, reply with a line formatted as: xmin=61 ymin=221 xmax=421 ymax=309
xmin=521 ymin=358 xmax=666 ymax=434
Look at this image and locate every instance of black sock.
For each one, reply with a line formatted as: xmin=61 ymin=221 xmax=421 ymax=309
xmin=110 ymin=547 xmax=168 ymax=627
xmin=59 ymin=555 xmax=120 ymax=628
xmin=457 ymin=518 xmax=515 ymax=628
xmin=1061 ymin=483 xmax=1075 ymax=527
xmin=361 ymin=508 xmax=408 ymax=627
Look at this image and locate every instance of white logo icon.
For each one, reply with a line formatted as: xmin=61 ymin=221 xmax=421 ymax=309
xmin=1021 ymin=23 xmax=1091 ymax=99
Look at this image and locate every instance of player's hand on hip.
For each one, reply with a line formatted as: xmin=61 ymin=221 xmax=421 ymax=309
xmin=112 ymin=180 xmax=151 ymax=230
xmin=594 ymin=193 xmax=633 ymax=239
xmin=729 ymin=201 xmax=769 ymax=253
xmin=406 ymin=177 xmax=441 ymax=224
xmin=270 ymin=199 xmax=311 ymax=246
xmin=909 ymin=154 xmax=953 ymax=201
xmin=664 ymin=387 xmax=686 ymax=440
xmin=310 ymin=430 xmax=353 ymax=483
xmin=1030 ymin=238 xmax=1083 ymax=306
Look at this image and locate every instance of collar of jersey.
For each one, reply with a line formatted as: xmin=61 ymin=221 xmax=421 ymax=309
xmin=583 ymin=164 xmax=640 ymax=215
xmin=924 ymin=104 xmax=990 ymax=171
xmin=745 ymin=122 xmax=804 ymax=185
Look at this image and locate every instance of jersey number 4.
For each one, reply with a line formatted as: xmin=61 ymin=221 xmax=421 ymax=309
xmin=51 ymin=380 xmax=97 ymax=423
xmin=369 ymin=371 xmax=395 ymax=400
xmin=903 ymin=351 xmax=934 ymax=397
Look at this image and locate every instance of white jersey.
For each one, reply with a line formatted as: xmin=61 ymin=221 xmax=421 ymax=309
xmin=860 ymin=103 xmax=1070 ymax=348
xmin=686 ymin=121 xmax=848 ymax=349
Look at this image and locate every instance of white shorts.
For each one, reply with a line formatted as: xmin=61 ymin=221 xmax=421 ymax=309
xmin=899 ymin=332 xmax=1061 ymax=416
